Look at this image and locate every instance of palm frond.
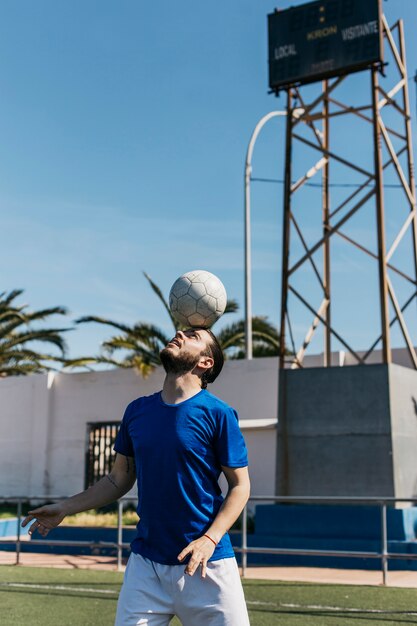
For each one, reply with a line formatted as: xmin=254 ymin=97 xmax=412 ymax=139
xmin=75 ymin=315 xmax=132 ymax=334
xmin=0 ymin=364 xmax=43 ymax=376
xmin=143 ymin=272 xmax=178 ymax=329
xmin=215 ymin=320 xmax=246 ymax=350
xmin=24 ymin=306 xmax=68 ymax=321
xmin=102 ymin=336 xmax=139 ymax=352
xmin=130 ymin=322 xmax=170 ymax=346
xmin=1 ymin=329 xmax=70 ymax=354
xmin=64 ymin=355 xmax=141 ymax=370
xmin=224 ymin=299 xmax=239 ymax=314
xmin=0 ymin=290 xmax=70 ymax=376
xmin=0 ymin=310 xmax=28 ymax=324
xmin=216 ymin=316 xmax=282 ymax=358
xmin=0 ymin=289 xmax=25 ymax=307
xmin=0 ymin=317 xmax=35 ymax=340
xmin=0 ymin=348 xmax=56 ymax=362
xmin=61 ymin=356 xmax=100 ymax=369
xmin=131 ymin=355 xmax=157 ymax=378
xmin=103 ymin=339 xmax=162 ymax=367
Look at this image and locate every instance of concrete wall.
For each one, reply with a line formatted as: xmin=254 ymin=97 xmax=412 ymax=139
xmin=276 ymin=362 xmax=417 ymax=499
xmin=0 ymin=374 xmax=51 ymax=496
xmin=0 ymin=358 xmax=279 ymax=499
xmin=389 ymin=364 xmax=417 ymax=499
xmin=276 ymin=364 xmax=395 ymax=497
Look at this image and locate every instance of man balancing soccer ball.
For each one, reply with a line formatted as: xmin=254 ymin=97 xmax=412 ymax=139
xmin=22 ymin=326 xmax=251 ymax=625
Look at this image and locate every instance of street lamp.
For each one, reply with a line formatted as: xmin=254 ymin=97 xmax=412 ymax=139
xmin=244 ymin=108 xmax=304 ymax=359
xmin=244 ymin=111 xmax=287 ymax=360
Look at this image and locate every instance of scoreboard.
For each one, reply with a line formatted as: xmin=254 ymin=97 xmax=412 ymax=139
xmin=268 ymin=0 xmax=382 ymax=91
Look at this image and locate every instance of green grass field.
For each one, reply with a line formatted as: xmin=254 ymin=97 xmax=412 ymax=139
xmin=1 ymin=565 xmax=417 ymax=625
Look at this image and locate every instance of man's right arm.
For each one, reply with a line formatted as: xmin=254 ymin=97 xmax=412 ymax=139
xmin=21 ymin=453 xmax=136 ymax=536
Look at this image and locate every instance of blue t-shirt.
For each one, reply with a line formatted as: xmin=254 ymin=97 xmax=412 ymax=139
xmin=113 ymin=388 xmax=248 ymax=565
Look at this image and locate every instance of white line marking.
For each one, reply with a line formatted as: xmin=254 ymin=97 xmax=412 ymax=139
xmin=247 ymin=600 xmax=417 ymax=616
xmin=281 ymin=602 xmax=417 ymax=615
xmin=0 ymin=582 xmax=118 ymax=595
xmin=2 ymin=584 xmax=417 ymax=617
xmin=247 ymin=600 xmax=278 ymax=606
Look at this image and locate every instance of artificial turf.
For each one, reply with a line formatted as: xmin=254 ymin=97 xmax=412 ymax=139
xmin=1 ymin=565 xmax=417 ymax=625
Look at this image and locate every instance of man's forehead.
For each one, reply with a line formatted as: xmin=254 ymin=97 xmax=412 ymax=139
xmin=185 ymin=328 xmax=210 ymax=340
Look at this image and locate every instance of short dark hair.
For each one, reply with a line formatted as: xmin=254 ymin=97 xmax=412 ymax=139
xmin=194 ymin=328 xmax=224 ymax=389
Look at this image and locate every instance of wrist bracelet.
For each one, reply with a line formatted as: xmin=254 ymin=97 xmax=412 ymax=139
xmin=204 ymin=533 xmax=217 ymax=546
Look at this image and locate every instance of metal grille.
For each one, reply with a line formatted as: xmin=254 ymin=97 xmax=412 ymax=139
xmin=85 ymin=422 xmax=119 ymax=488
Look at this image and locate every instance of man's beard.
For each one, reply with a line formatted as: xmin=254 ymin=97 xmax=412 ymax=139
xmin=160 ymin=347 xmax=201 ymax=375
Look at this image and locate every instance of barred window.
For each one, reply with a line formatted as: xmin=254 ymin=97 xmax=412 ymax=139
xmin=85 ymin=422 xmax=119 ymax=488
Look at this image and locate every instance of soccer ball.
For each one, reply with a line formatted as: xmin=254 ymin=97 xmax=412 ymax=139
xmin=169 ymin=270 xmax=227 ymax=328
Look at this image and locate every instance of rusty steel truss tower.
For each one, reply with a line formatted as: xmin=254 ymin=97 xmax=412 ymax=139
xmin=269 ymin=5 xmax=417 ymax=499
xmin=278 ymin=16 xmax=417 ymax=371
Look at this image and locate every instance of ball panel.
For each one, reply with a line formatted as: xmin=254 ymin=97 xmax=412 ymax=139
xmin=194 ymin=271 xmax=211 ymax=283
xmin=188 ymin=312 xmax=207 ymax=327
xmin=215 ymin=293 xmax=227 ymax=314
xmin=188 ymin=281 xmax=206 ymax=299
xmin=170 ymin=276 xmax=191 ymax=299
xmin=205 ymin=276 xmax=226 ymax=298
xmin=205 ymin=312 xmax=218 ymax=326
xmin=177 ymin=293 xmax=197 ymax=316
xmin=171 ymin=310 xmax=190 ymax=327
xmin=169 ymin=293 xmax=178 ymax=312
xmin=197 ymin=294 xmax=217 ymax=316
xmin=183 ymin=270 xmax=203 ymax=282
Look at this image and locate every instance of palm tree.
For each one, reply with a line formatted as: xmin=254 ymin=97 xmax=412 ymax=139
xmin=68 ymin=273 xmax=281 ymax=375
xmin=67 ymin=273 xmax=237 ymax=376
xmin=216 ymin=317 xmax=280 ymax=359
xmin=66 ymin=319 xmax=170 ymax=378
xmin=126 ymin=275 xmax=282 ymax=360
xmin=0 ymin=289 xmax=69 ymax=377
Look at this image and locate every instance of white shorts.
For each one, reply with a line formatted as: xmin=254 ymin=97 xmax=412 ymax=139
xmin=114 ymin=552 xmax=250 ymax=626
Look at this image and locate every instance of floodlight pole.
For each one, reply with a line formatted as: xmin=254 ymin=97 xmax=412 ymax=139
xmin=244 ymin=111 xmax=288 ymax=360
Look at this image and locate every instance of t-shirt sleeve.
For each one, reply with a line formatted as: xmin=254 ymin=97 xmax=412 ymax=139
xmin=113 ymin=403 xmax=135 ymax=458
xmin=214 ymin=407 xmax=248 ymax=468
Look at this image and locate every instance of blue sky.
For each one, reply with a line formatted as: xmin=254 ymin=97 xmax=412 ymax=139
xmin=2 ymin=0 xmax=417 ymax=362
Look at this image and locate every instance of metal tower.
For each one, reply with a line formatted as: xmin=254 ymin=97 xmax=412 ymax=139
xmin=278 ymin=16 xmax=417 ymax=371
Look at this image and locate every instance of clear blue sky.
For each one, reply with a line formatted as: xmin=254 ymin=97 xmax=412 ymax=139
xmin=2 ymin=0 xmax=417 ymax=362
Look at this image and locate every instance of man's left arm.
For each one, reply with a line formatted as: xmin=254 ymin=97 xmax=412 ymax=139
xmin=177 ymin=466 xmax=250 ymax=577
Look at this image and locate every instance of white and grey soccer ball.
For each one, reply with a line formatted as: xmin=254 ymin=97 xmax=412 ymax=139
xmin=169 ymin=270 xmax=227 ymax=328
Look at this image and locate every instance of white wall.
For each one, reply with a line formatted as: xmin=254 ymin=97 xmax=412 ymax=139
xmin=0 ymin=374 xmax=50 ymax=496
xmin=0 ymin=358 xmax=279 ymax=499
xmin=2 ymin=346 xmax=414 ymax=500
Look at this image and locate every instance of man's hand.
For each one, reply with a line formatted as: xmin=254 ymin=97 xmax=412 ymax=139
xmin=21 ymin=503 xmax=66 ymax=537
xmin=177 ymin=536 xmax=216 ymax=578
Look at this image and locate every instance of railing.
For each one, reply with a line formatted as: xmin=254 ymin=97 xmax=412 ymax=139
xmin=1 ymin=495 xmax=417 ymax=585
xmin=238 ymin=496 xmax=417 ymax=585
xmin=0 ymin=495 xmax=137 ymax=573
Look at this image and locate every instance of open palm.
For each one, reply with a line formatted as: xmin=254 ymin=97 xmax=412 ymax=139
xmin=22 ymin=503 xmax=66 ymax=537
